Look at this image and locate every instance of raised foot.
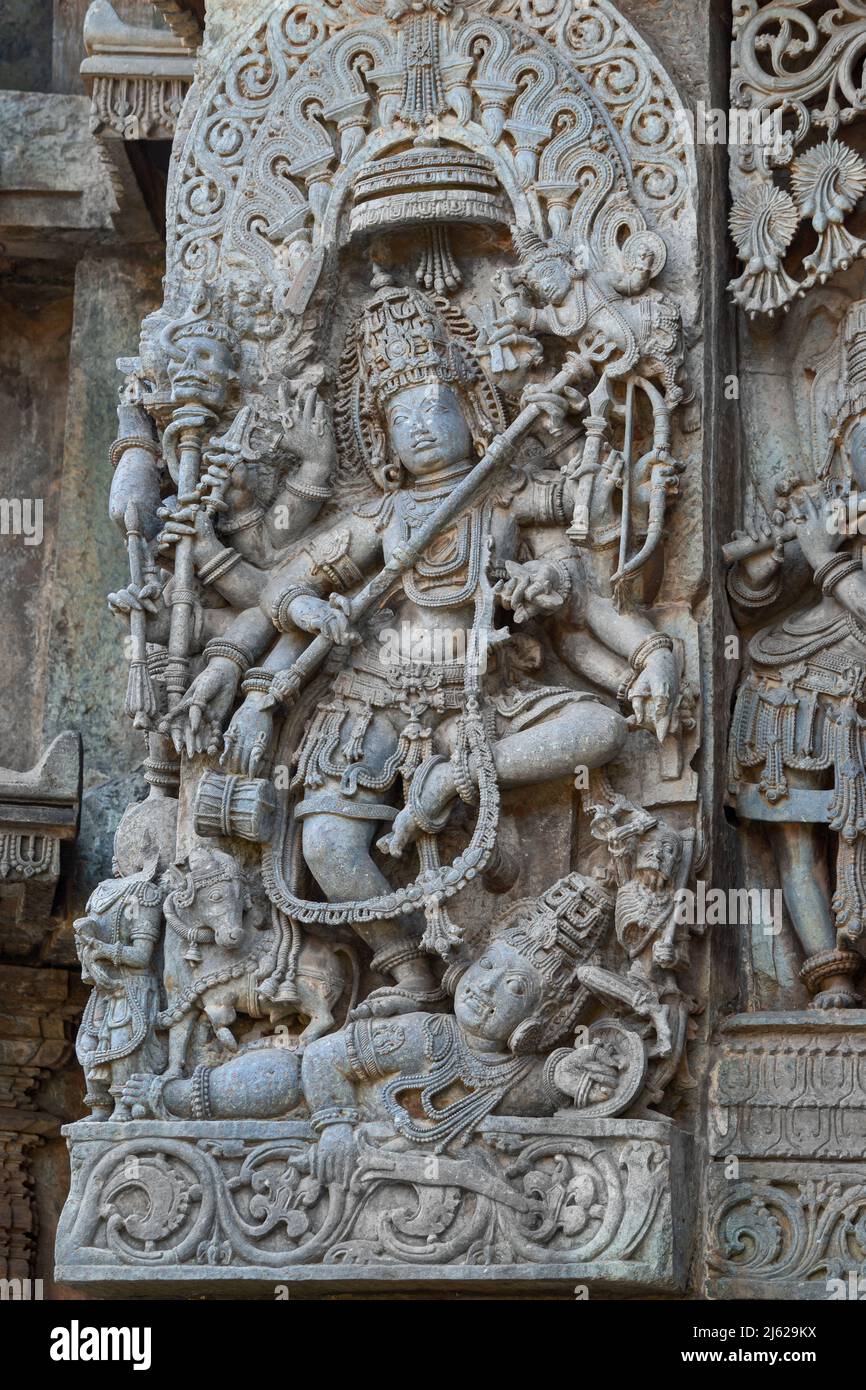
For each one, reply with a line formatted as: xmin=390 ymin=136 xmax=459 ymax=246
xmin=376 ymin=755 xmax=454 ymax=857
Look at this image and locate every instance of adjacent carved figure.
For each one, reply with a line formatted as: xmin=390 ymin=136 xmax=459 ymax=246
xmin=158 ymin=847 xmax=357 ymax=1072
xmin=154 ymin=280 xmax=684 ymax=1022
xmin=74 ymin=837 xmax=167 ymax=1119
xmin=726 ymin=299 xmax=866 ymax=1006
xmin=120 ymin=873 xmax=637 ymax=1173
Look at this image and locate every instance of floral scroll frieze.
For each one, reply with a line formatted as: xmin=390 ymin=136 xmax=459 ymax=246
xmin=708 ymin=1170 xmax=866 ymax=1294
xmin=56 ymin=1117 xmax=683 ymax=1289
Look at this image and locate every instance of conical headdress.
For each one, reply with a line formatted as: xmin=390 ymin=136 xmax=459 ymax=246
xmin=357 ymin=280 xmax=476 ymax=407
xmin=496 ymin=872 xmax=613 ymax=1002
xmin=511 ymin=224 xmax=573 ymax=269
xmin=160 ymin=283 xmax=239 ymax=362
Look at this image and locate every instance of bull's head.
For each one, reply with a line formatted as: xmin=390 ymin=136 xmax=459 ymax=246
xmin=163 ymin=848 xmax=260 ymax=962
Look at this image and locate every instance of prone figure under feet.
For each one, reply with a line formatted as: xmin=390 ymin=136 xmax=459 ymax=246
xmin=122 ymin=903 xmax=623 ymax=1181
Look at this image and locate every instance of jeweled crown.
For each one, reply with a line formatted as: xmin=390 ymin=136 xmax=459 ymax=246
xmin=511 ymin=224 xmax=573 ymax=270
xmin=498 ymin=872 xmax=613 ymax=1001
xmin=358 ymin=281 xmax=475 ymax=406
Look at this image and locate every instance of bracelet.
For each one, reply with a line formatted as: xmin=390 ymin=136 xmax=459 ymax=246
xmin=203 ymin=638 xmax=253 ymax=672
xmin=630 ymin=633 xmax=673 ymax=673
xmin=811 ymin=554 xmax=846 ymax=589
xmin=109 ymin=434 xmax=159 ymax=468
xmin=310 ymin=1106 xmax=361 ymax=1133
xmin=542 ymin=1048 xmax=576 ymax=1107
xmin=369 ymin=944 xmax=427 ymax=976
xmin=241 ymin=667 xmax=276 ymax=696
xmin=219 ymin=505 xmax=265 ymax=535
xmin=543 ymin=1048 xmax=597 ymax=1108
xmin=821 ymin=557 xmax=862 ymax=594
xmin=617 ymin=671 xmax=633 ymax=707
xmin=169 ymin=586 xmax=199 ymax=608
xmin=141 ymin=1074 xmax=171 ymax=1120
xmin=551 ymin=478 xmax=569 ymax=528
xmin=727 ymin=567 xmax=782 ymax=608
xmin=551 ymin=558 xmax=573 ymax=601
xmin=452 ymin=722 xmax=478 ymax=806
xmin=284 ymin=477 xmax=333 ymax=501
xmin=144 ymin=753 xmax=180 ymax=793
xmin=271 ymin=584 xmax=318 ymax=633
xmin=198 ymin=548 xmax=242 ymax=585
xmin=191 ymin=1064 xmax=213 ymax=1121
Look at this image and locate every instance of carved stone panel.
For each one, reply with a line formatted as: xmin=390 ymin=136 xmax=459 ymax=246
xmin=81 ymin=1 xmax=198 ymax=141
xmin=707 ymin=1013 xmax=866 ymax=1298
xmin=56 ymin=0 xmax=708 ymax=1296
xmin=57 ymin=1115 xmax=689 ymax=1294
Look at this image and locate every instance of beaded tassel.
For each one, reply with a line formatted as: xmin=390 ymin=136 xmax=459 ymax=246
xmin=291 ymin=702 xmax=347 ymax=790
xmin=832 ymin=836 xmax=866 ymax=943
xmin=341 ymin=707 xmax=373 ymax=765
xmin=828 ymin=697 xmax=866 ymax=841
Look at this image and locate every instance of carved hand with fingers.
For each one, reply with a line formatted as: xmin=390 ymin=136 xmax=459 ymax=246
xmin=160 ymin=659 xmax=240 ymax=759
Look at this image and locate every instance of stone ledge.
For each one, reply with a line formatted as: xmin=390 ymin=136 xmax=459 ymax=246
xmin=0 ymin=733 xmax=81 ymax=947
xmin=57 ymin=1116 xmax=692 ymax=1296
xmin=710 ymin=1011 xmax=866 ymax=1161
xmin=81 ymin=1 xmax=196 ymax=140
xmin=53 ymin=1262 xmax=672 ymax=1299
xmin=0 ymin=92 xmax=156 ymax=255
xmin=718 ymin=1010 xmax=866 ymax=1035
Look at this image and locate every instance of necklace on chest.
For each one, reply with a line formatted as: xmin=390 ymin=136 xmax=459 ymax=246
xmin=395 ymin=491 xmax=489 ymax=608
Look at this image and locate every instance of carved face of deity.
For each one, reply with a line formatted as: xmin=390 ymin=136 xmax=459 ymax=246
xmin=454 ymin=939 xmax=543 ymax=1046
xmin=526 ymin=254 xmax=574 ymax=306
xmin=385 ymin=382 xmax=473 ymax=477
xmin=167 ymin=332 xmax=236 ymax=412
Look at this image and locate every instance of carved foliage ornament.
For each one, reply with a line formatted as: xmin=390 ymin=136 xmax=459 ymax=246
xmin=167 ymin=0 xmax=693 ymax=300
xmin=730 ymin=1 xmax=866 ymax=315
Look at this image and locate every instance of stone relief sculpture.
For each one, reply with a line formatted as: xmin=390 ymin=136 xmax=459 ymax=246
xmin=705 ymin=0 xmax=866 ymax=1308
xmin=715 ymin=261 xmax=866 ymax=1291
xmin=74 ymin=850 xmax=168 ymax=1121
xmin=57 ymin=0 xmax=705 ymax=1293
xmin=725 ymin=297 xmax=866 ymax=1007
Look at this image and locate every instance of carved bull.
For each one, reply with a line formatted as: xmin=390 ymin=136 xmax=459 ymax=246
xmin=158 ymin=848 xmax=357 ymax=1074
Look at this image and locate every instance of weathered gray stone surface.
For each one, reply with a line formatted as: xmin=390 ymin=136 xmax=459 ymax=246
xmin=707 ymin=1012 xmax=866 ymax=1298
xmin=5 ymin=0 xmax=866 ymax=1306
xmin=56 ymin=1114 xmax=691 ymax=1294
xmin=53 ymin=0 xmax=714 ymax=1295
